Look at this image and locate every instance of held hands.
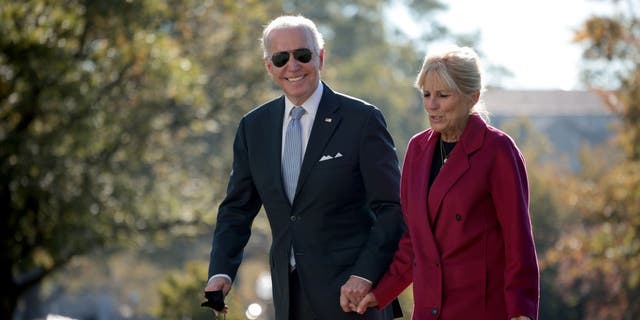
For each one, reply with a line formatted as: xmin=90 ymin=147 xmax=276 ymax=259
xmin=337 ymin=276 xmax=530 ymax=320
xmin=339 ymin=276 xmax=378 ymax=314
xmin=342 ymin=293 xmax=530 ymax=319
xmin=355 ymin=292 xmax=378 ymax=314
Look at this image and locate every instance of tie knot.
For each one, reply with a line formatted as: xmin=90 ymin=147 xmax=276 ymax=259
xmin=290 ymin=107 xmax=305 ymax=120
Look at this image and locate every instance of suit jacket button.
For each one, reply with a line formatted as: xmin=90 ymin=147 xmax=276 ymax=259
xmin=455 ymin=214 xmax=461 ymax=221
xmin=290 ymin=216 xmax=297 ymax=222
xmin=431 ymin=308 xmax=438 ymax=315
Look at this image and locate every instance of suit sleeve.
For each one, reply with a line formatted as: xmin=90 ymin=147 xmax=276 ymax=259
xmin=208 ymin=118 xmax=262 ymax=281
xmin=490 ymin=136 xmax=540 ymax=320
xmin=350 ymin=108 xmax=406 ymax=283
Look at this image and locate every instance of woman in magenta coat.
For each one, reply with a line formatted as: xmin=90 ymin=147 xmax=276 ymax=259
xmin=349 ymin=46 xmax=539 ymax=319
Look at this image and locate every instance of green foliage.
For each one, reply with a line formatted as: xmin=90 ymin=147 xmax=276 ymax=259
xmin=0 ymin=0 xmax=266 ymax=317
xmin=540 ymin=1 xmax=640 ymax=318
xmin=155 ymin=261 xmax=244 ymax=320
xmin=544 ymin=155 xmax=640 ymax=319
xmin=573 ymin=0 xmax=640 ymax=160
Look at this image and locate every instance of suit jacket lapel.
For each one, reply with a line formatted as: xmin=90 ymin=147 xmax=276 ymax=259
xmin=266 ymin=97 xmax=289 ymax=205
xmin=428 ymin=114 xmax=485 ymax=225
xmin=412 ymin=131 xmax=438 ymax=227
xmin=295 ymin=85 xmax=341 ymax=201
xmin=407 ymin=131 xmax=442 ymax=256
xmin=428 ymin=143 xmax=469 ymax=226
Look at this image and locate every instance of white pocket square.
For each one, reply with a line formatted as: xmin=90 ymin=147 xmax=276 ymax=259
xmin=319 ymin=152 xmax=343 ymax=162
xmin=319 ymin=155 xmax=334 ymax=162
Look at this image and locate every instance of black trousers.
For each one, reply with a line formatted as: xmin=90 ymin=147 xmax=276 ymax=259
xmin=288 ymin=269 xmax=394 ymax=320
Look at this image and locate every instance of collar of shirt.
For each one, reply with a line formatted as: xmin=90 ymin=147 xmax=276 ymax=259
xmin=282 ymin=81 xmax=323 ymax=157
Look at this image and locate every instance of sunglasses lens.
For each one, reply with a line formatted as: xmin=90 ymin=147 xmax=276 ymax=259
xmin=294 ymin=49 xmax=312 ymax=63
xmin=271 ymin=52 xmax=290 ymax=67
xmin=271 ymin=49 xmax=313 ymax=67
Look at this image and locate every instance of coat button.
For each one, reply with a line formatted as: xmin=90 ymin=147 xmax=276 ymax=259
xmin=290 ymin=216 xmax=297 ymax=222
xmin=435 ymin=261 xmax=440 ymax=267
xmin=431 ymin=307 xmax=438 ymax=315
xmin=455 ymin=214 xmax=461 ymax=221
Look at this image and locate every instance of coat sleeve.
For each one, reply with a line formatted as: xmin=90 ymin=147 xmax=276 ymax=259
xmin=371 ymin=137 xmax=418 ymax=308
xmin=371 ymin=229 xmax=414 ymax=309
xmin=349 ymin=108 xmax=406 ymax=283
xmin=490 ymin=136 xmax=540 ymax=320
xmin=208 ymin=118 xmax=263 ymax=281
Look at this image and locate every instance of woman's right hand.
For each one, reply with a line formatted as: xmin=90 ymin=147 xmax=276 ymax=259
xmin=355 ymin=292 xmax=378 ymax=314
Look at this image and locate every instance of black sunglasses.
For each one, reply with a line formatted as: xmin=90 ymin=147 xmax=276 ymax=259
xmin=271 ymin=48 xmax=313 ymax=67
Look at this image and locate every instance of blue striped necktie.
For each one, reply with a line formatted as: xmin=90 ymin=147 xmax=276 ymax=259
xmin=283 ymin=107 xmax=305 ymax=203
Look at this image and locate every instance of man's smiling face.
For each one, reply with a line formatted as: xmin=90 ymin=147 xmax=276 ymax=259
xmin=265 ymin=27 xmax=323 ymax=106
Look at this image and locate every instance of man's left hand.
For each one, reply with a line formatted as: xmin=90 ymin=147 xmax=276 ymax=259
xmin=339 ymin=276 xmax=372 ymax=312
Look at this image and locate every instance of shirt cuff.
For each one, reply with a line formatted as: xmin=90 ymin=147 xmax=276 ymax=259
xmin=208 ymin=274 xmax=232 ymax=285
xmin=350 ymin=275 xmax=373 ymax=284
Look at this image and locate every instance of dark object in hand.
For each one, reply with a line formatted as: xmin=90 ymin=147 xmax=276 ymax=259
xmin=201 ymin=290 xmax=226 ymax=312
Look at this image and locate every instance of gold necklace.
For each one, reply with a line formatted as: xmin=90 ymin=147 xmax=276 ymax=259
xmin=440 ymin=139 xmax=450 ymax=166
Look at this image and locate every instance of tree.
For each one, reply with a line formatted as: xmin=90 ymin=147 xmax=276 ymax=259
xmin=0 ymin=0 xmax=225 ymax=317
xmin=542 ymin=0 xmax=640 ymax=318
xmin=156 ymin=261 xmax=247 ymax=320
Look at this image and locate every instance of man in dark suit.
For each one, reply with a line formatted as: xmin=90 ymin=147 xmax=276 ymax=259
xmin=204 ymin=15 xmax=404 ymax=320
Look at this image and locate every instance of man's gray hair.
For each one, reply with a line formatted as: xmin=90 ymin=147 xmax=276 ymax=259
xmin=261 ymin=15 xmax=325 ymax=59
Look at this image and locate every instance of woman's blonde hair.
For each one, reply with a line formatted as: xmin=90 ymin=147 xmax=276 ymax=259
xmin=415 ymin=46 xmax=487 ymax=116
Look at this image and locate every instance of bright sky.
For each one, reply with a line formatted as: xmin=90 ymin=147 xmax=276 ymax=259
xmin=390 ymin=0 xmax=615 ymax=90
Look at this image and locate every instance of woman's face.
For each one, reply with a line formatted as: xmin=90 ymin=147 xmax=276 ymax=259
xmin=421 ymin=73 xmax=477 ymax=142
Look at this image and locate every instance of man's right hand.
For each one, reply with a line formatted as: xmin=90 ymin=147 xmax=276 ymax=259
xmin=205 ymin=276 xmax=232 ymax=295
xmin=204 ymin=276 xmax=232 ymax=316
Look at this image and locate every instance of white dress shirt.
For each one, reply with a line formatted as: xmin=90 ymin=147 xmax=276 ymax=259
xmin=281 ymin=81 xmax=323 ymax=160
